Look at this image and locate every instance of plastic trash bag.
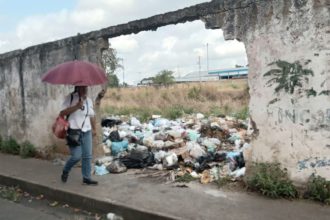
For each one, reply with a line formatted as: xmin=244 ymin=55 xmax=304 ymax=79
xmin=163 ymin=152 xmax=178 ymax=168
xmin=154 ymin=150 xmax=167 ymax=163
xmin=101 ymin=118 xmax=122 ymax=128
xmin=154 ymin=118 xmax=170 ymax=127
xmin=130 ymin=117 xmax=141 ymax=127
xmin=109 ymin=130 xmax=122 ymax=142
xmin=106 ymin=160 xmax=127 ymax=173
xmin=120 ymin=149 xmax=155 ymax=168
xmin=187 ymin=142 xmax=206 ymax=159
xmin=196 ymin=113 xmax=205 ymax=119
xmin=111 ymin=140 xmax=129 ymax=156
xmin=94 ymin=165 xmax=109 ymax=175
xmin=231 ymin=167 xmax=246 ymax=178
xmin=187 ymin=130 xmax=200 ymax=142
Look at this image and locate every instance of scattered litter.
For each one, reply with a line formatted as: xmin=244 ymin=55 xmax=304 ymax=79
xmin=163 ymin=152 xmax=178 ymax=168
xmin=49 ymin=201 xmax=59 ymax=207
xmin=107 ymin=160 xmax=127 ymax=173
xmin=200 ymin=170 xmax=212 ymax=184
xmin=94 ymin=164 xmax=109 ymax=175
xmin=106 ymin=212 xmax=124 ymax=220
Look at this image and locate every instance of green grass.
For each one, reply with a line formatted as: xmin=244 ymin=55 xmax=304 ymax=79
xmin=175 ymin=173 xmax=196 ymax=183
xmin=102 ymin=105 xmax=198 ymax=121
xmin=20 ymin=141 xmax=37 ymax=158
xmin=233 ymin=106 xmax=249 ymax=120
xmin=187 ymin=86 xmax=202 ymax=100
xmin=0 ymin=137 xmax=36 ymax=158
xmin=305 ymin=174 xmax=330 ymax=204
xmin=247 ymin=163 xmax=298 ymax=199
xmin=0 ymin=137 xmax=20 ymax=155
xmin=0 ymin=186 xmax=21 ymax=202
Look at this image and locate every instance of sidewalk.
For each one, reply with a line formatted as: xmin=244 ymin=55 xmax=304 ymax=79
xmin=0 ymin=153 xmax=329 ymax=220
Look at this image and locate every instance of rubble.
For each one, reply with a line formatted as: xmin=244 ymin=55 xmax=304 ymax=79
xmin=95 ymin=113 xmax=252 ymax=185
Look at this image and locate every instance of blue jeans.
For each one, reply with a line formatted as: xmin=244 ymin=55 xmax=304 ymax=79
xmin=63 ymin=130 xmax=92 ymax=179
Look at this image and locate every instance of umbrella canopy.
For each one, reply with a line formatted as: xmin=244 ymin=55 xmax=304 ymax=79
xmin=41 ymin=60 xmax=107 ymax=86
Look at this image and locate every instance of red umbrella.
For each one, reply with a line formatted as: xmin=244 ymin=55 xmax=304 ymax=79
xmin=41 ymin=60 xmax=107 ymax=86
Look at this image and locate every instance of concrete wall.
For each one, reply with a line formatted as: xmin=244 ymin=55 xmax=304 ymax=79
xmin=204 ymin=0 xmax=329 ymax=183
xmin=0 ymin=37 xmax=109 ymax=149
xmin=0 ymin=0 xmax=329 ymax=183
xmin=246 ymin=0 xmax=330 ymax=184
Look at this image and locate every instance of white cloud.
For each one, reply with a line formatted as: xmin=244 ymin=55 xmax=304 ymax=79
xmin=77 ymin=0 xmax=135 ymax=11
xmin=110 ymin=36 xmax=139 ymax=53
xmin=0 ymin=0 xmax=248 ymax=85
xmin=214 ymin=40 xmax=246 ymax=58
xmin=70 ymin=9 xmax=106 ymax=27
xmin=0 ymin=40 xmax=8 ymax=48
xmin=162 ymin=36 xmax=177 ymax=51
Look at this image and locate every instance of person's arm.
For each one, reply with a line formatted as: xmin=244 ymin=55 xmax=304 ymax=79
xmin=59 ymin=99 xmax=84 ymax=117
xmin=91 ymin=116 xmax=96 ymax=136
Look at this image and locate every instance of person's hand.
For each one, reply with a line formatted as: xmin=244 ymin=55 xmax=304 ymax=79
xmin=92 ymin=129 xmax=97 ymax=137
xmin=76 ymin=99 xmax=84 ymax=109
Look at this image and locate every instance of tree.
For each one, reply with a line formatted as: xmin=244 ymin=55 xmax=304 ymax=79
xmin=108 ymin=73 xmax=119 ymax=88
xmin=153 ymin=70 xmax=175 ymax=85
xmin=101 ymin=47 xmax=122 ymax=88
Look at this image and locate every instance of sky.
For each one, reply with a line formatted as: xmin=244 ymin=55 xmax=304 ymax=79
xmin=0 ymin=0 xmax=247 ymax=85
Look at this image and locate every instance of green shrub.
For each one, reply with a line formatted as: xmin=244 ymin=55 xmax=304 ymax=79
xmin=217 ymin=175 xmax=232 ymax=187
xmin=0 ymin=186 xmax=21 ymax=202
xmin=223 ymin=104 xmax=232 ymax=115
xmin=247 ymin=163 xmax=298 ymax=199
xmin=164 ymin=106 xmax=184 ymax=120
xmin=182 ymin=106 xmax=195 ymax=115
xmin=136 ymin=108 xmax=153 ymax=123
xmin=234 ymin=106 xmax=249 ymax=120
xmin=209 ymin=106 xmax=224 ymax=117
xmin=188 ymin=86 xmax=201 ymax=100
xmin=175 ymin=173 xmax=196 ymax=183
xmin=1 ymin=137 xmax=20 ymax=155
xmin=20 ymin=141 xmax=36 ymax=158
xmin=230 ymin=83 xmax=239 ymax=89
xmin=305 ymin=174 xmax=330 ymax=204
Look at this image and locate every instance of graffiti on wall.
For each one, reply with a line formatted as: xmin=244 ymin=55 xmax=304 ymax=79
xmin=264 ymin=60 xmax=330 ymax=106
xmin=264 ymin=60 xmax=314 ymax=95
xmin=267 ymin=107 xmax=330 ymax=127
xmin=298 ymin=157 xmax=330 ymax=170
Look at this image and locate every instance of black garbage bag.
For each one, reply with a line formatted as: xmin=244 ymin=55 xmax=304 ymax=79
xmin=235 ymin=152 xmax=245 ymax=168
xmin=196 ymin=153 xmax=214 ymax=172
xmin=109 ymin=130 xmax=122 ymax=142
xmin=214 ymin=152 xmax=227 ymax=162
xmin=101 ymin=118 xmax=122 ymax=128
xmin=120 ymin=149 xmax=155 ymax=169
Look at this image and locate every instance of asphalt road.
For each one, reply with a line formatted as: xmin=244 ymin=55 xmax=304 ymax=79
xmin=0 ymin=197 xmax=100 ymax=220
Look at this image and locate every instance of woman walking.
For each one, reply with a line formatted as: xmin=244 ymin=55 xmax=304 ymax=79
xmin=60 ymin=86 xmax=98 ymax=185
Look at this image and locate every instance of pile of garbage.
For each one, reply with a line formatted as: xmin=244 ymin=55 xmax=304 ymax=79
xmin=95 ymin=113 xmax=253 ymax=184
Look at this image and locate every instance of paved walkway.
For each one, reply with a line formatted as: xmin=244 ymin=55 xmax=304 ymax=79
xmin=0 ymin=153 xmax=329 ymax=220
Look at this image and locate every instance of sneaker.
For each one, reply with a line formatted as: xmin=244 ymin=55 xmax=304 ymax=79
xmin=61 ymin=171 xmax=69 ymax=183
xmin=83 ymin=178 xmax=98 ymax=185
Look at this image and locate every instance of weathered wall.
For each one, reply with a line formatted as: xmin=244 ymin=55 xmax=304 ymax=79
xmin=204 ymin=0 xmax=330 ymax=183
xmin=0 ymin=0 xmax=329 ymax=183
xmin=0 ymin=37 xmax=109 ymax=149
xmin=247 ymin=0 xmax=329 ymax=184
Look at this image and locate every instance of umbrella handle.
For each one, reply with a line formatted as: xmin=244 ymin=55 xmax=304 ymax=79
xmin=78 ymin=97 xmax=85 ymax=111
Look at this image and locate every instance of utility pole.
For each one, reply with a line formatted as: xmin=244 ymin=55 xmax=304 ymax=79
xmin=206 ymin=43 xmax=209 ymax=73
xmin=198 ymin=56 xmax=201 ymax=84
xmin=122 ymin=58 xmax=125 ymax=86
